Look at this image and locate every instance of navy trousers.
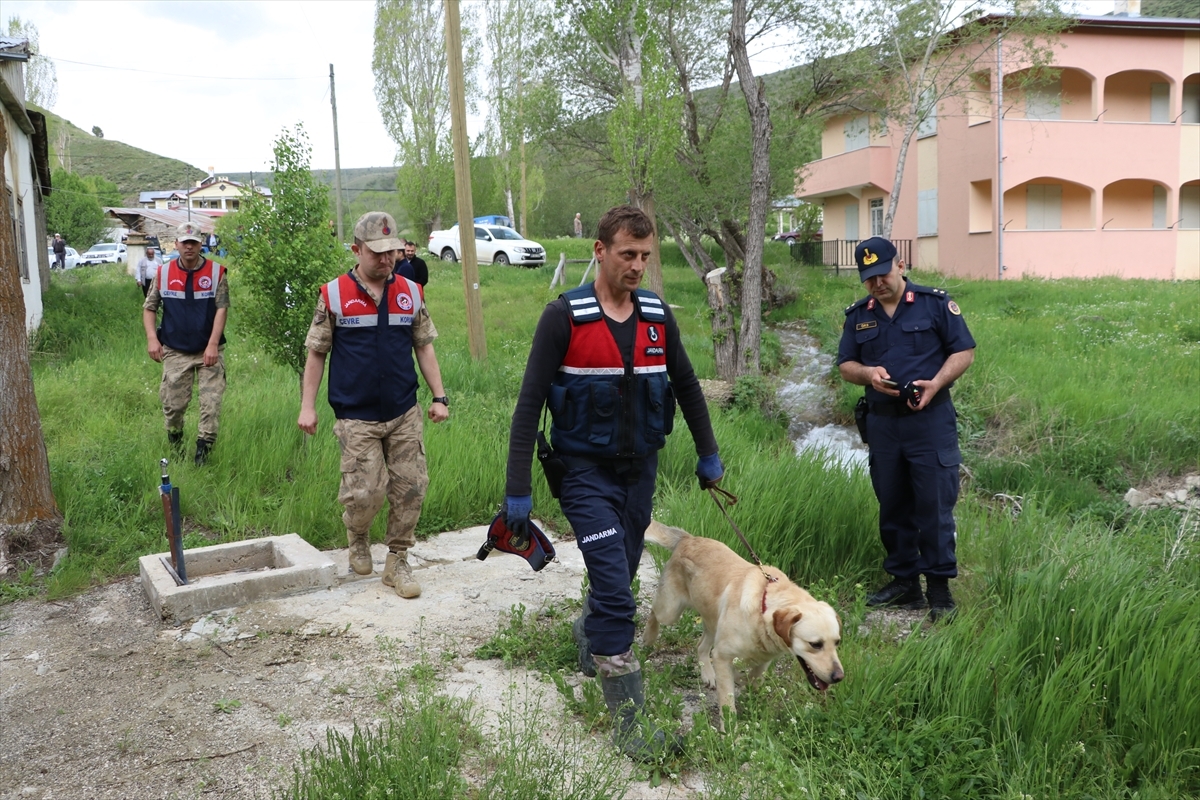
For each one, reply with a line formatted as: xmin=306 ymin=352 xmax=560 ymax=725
xmin=559 ymin=453 xmax=658 ymax=657
xmin=867 ymin=401 xmax=960 ymax=579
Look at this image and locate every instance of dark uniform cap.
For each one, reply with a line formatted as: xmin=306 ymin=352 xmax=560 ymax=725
xmin=854 ymin=236 xmax=897 ymax=282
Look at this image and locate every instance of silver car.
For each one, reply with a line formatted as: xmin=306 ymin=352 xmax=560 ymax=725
xmin=79 ymin=242 xmax=127 ymax=266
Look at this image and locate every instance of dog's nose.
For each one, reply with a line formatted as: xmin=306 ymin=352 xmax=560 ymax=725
xmin=830 ymin=665 xmax=845 ymax=684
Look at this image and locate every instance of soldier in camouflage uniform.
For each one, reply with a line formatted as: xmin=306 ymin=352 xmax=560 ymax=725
xmin=143 ymin=222 xmax=228 ymax=466
xmin=298 ymin=212 xmax=449 ymax=599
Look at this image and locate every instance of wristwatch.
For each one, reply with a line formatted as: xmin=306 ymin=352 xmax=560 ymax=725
xmin=432 ymin=396 xmax=449 ymax=407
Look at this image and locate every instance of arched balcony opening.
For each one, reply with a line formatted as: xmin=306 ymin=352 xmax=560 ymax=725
xmin=1003 ymin=178 xmax=1094 ymax=231
xmin=1180 ymin=181 xmax=1200 ymax=230
xmin=1103 ymin=70 xmax=1174 ymax=123
xmin=1102 ymin=180 xmax=1170 ymax=230
xmin=1184 ymin=74 xmax=1200 ymax=124
xmin=1004 ymin=67 xmax=1095 ymax=121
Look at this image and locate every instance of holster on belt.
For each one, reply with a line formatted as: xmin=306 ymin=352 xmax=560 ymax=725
xmin=536 ymin=431 xmax=566 ymax=499
xmin=854 ymin=395 xmax=869 ymax=444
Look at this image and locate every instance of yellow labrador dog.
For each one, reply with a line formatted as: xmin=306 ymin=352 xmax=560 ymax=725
xmin=643 ymin=520 xmax=844 ymax=728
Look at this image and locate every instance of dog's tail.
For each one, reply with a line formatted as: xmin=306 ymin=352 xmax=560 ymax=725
xmin=645 ymin=519 xmax=689 ymax=551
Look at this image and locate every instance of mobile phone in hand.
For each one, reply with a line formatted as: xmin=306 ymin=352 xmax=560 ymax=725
xmin=880 ymin=378 xmax=898 ymax=389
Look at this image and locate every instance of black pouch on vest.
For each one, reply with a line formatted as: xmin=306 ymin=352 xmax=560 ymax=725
xmin=854 ymin=395 xmax=869 ymax=444
xmin=537 ymin=431 xmax=567 ymax=499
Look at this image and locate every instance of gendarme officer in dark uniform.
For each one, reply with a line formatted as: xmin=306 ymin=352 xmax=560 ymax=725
xmin=504 ymin=205 xmax=723 ymax=760
xmin=837 ymin=237 xmax=975 ymax=621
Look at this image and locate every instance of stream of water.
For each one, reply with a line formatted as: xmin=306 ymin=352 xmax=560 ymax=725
xmin=774 ymin=324 xmax=868 ymax=473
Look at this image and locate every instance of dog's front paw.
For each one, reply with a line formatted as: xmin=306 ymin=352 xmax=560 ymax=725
xmin=700 ymin=663 xmax=717 ymax=689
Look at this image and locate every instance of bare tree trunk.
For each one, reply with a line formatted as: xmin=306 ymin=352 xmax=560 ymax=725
xmin=882 ymin=115 xmax=921 ymax=239
xmin=0 ymin=113 xmax=59 ymax=531
xmin=630 ymin=188 xmax=664 ymax=299
xmin=730 ymin=0 xmax=771 ymax=376
xmin=706 ymin=269 xmax=738 ymax=382
xmin=504 ymin=186 xmax=516 ymax=230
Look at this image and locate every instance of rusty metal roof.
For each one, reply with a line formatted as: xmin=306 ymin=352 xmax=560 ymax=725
xmin=105 ymin=207 xmax=219 ymax=233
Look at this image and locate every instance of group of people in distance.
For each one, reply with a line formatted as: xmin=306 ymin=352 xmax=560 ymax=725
xmin=139 ymin=205 xmax=974 ymax=760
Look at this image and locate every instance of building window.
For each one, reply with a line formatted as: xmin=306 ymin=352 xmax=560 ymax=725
xmin=1181 ymin=185 xmax=1200 ymax=229
xmin=1027 ymin=184 xmax=1062 ymax=230
xmin=917 ymin=88 xmax=937 ymax=138
xmin=1026 ymin=78 xmax=1062 ymax=121
xmin=845 ymin=203 xmax=860 ymax=240
xmin=917 ymin=190 xmax=938 ymax=236
xmin=1153 ymin=185 xmax=1167 ymax=229
xmin=869 ymin=198 xmax=884 ymax=237
xmin=1150 ymin=83 xmax=1170 ymax=123
xmin=844 ymin=116 xmax=869 ymax=152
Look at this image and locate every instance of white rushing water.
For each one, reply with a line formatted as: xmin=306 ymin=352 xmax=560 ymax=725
xmin=774 ymin=325 xmax=868 ymax=473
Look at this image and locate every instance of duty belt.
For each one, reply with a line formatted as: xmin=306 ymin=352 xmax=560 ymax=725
xmin=869 ymin=391 xmax=950 ymax=417
xmin=561 ymin=455 xmax=646 ymax=484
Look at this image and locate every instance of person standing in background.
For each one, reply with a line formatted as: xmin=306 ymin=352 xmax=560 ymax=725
xmin=52 ymin=233 xmax=67 ymax=270
xmin=573 ymin=213 xmax=583 ymax=238
xmin=135 ymin=247 xmax=162 ymax=297
xmin=404 ymin=240 xmax=428 ymax=287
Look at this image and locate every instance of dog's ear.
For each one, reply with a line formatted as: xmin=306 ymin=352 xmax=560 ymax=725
xmin=772 ymin=609 xmax=802 ymax=646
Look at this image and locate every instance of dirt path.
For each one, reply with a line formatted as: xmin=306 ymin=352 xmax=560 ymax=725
xmin=0 ymin=527 xmax=700 ymax=800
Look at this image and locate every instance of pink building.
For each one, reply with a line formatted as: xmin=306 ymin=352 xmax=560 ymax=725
xmin=795 ymin=11 xmax=1200 ymax=281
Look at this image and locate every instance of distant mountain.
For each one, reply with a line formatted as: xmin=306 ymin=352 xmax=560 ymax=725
xmin=223 ymin=166 xmax=399 ymax=204
xmin=30 ymin=104 xmax=207 ymax=205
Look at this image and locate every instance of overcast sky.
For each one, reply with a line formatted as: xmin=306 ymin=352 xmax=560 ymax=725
xmin=6 ymin=0 xmax=1120 ymax=177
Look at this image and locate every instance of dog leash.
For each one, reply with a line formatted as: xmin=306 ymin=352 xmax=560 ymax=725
xmin=706 ymin=487 xmax=777 ymax=604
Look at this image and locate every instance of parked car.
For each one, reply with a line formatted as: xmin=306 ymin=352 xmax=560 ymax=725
xmin=47 ymin=245 xmax=80 ymax=270
xmin=771 ymin=228 xmax=822 ymax=244
xmin=79 ymin=242 xmax=127 ymax=266
xmin=428 ymin=225 xmax=545 ymax=267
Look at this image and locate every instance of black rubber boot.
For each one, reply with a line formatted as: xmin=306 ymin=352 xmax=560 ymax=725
xmin=866 ymin=576 xmax=928 ymax=609
xmin=599 ymin=669 xmax=682 ymax=762
xmin=572 ymin=597 xmax=596 ymax=677
xmin=167 ymin=430 xmax=184 ymax=455
xmin=926 ymin=578 xmax=956 ymax=622
xmin=194 ymin=438 xmax=214 ymax=467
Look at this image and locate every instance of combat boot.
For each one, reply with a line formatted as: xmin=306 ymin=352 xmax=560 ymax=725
xmin=866 ymin=576 xmax=927 ymax=609
xmin=194 ymin=438 xmax=214 ymax=466
xmin=167 ymin=430 xmax=184 ymax=456
xmin=347 ymin=532 xmax=373 ymax=576
xmin=925 ymin=577 xmax=957 ymax=622
xmin=572 ymin=595 xmax=596 ymax=677
xmin=382 ymin=551 xmax=421 ymax=598
xmin=595 ymin=653 xmax=682 ymax=762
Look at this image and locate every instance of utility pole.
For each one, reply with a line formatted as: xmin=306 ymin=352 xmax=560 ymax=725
xmin=517 ymin=0 xmax=528 ymax=238
xmin=444 ymin=0 xmax=487 ymax=360
xmin=329 ymin=63 xmax=345 ymax=243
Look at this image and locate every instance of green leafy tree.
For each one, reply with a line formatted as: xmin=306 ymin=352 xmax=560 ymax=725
xmin=1141 ymin=0 xmax=1199 ymax=18
xmin=81 ymin=175 xmax=121 ymax=207
xmin=372 ymin=0 xmax=480 ymax=236
xmin=90 ymin=126 xmax=103 ymax=139
xmin=216 ymin=126 xmax=350 ymax=379
xmin=45 ymin=169 xmax=108 ymax=251
xmin=6 ymin=16 xmax=57 ymax=109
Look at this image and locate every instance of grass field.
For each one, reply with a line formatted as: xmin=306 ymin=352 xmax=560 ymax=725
xmin=20 ymin=252 xmax=1200 ymax=797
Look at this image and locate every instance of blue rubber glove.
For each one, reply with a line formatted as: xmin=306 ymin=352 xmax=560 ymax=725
xmin=504 ymin=495 xmax=533 ymax=537
xmin=696 ymin=453 xmax=724 ymax=490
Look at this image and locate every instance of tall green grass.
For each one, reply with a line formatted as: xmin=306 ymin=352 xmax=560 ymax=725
xmin=27 ymin=256 xmax=1200 ymax=796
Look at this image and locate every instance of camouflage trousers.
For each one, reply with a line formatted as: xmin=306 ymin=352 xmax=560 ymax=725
xmin=333 ymin=405 xmax=428 ymax=552
xmin=160 ymin=346 xmax=226 ymax=441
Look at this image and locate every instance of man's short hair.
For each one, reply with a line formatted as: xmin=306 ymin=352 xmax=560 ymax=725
xmin=596 ymin=205 xmax=654 ymax=247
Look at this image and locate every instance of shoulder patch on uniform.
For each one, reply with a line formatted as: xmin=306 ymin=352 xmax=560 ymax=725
xmin=855 ymin=320 xmax=877 ymax=331
xmin=948 ymin=300 xmax=962 ymax=316
xmin=844 ymin=296 xmax=870 ymax=315
xmin=635 ymin=289 xmax=666 ymax=321
xmin=562 ymin=284 xmax=602 ymax=322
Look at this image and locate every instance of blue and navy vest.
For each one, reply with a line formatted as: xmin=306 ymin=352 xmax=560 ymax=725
xmin=156 ymin=259 xmax=225 ymax=354
xmin=321 ymin=271 xmax=424 ymax=422
xmin=548 ymin=284 xmax=674 ymax=459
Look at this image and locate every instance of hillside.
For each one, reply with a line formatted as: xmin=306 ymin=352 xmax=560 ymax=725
xmin=30 ymin=104 xmax=206 ymax=204
xmin=224 ymin=165 xmax=399 ymax=204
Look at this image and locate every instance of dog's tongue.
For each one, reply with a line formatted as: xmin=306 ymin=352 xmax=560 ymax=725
xmin=797 ymin=656 xmax=830 ymax=691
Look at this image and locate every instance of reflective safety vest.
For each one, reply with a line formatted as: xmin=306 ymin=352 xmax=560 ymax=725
xmin=320 ymin=271 xmax=424 ymax=422
xmin=156 ymin=259 xmax=225 ymax=354
xmin=548 ymin=284 xmax=674 ymax=459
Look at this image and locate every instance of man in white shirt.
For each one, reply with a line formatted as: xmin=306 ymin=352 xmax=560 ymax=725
xmin=136 ymin=247 xmax=162 ymax=297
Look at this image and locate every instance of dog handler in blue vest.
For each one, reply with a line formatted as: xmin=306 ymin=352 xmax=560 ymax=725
xmin=504 ymin=205 xmax=724 ymax=760
xmin=837 ymin=236 xmax=975 ymax=622
xmin=298 ymin=212 xmax=449 ymax=599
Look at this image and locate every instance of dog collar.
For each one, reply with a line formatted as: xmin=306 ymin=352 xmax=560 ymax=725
xmin=761 ymin=575 xmax=778 ymax=614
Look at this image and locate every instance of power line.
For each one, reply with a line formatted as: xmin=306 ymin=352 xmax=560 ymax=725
xmin=47 ymin=55 xmax=324 ymax=82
